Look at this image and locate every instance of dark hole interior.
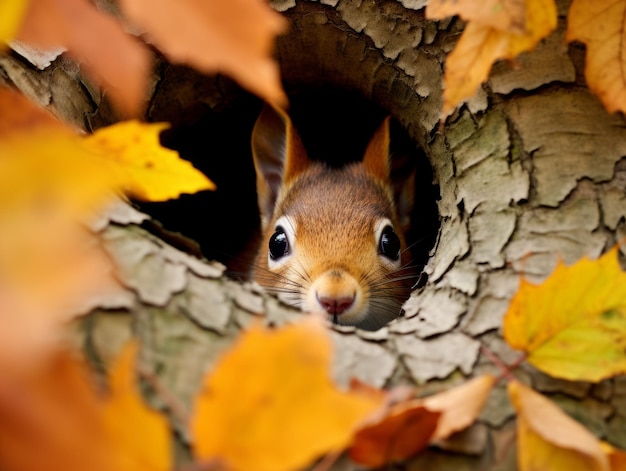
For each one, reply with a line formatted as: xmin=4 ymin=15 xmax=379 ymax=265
xmin=133 ymin=82 xmax=441 ymax=286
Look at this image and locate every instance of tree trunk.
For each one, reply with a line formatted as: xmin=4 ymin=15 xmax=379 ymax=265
xmin=3 ymin=0 xmax=626 ymax=469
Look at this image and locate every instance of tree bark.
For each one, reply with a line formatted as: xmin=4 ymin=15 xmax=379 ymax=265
xmin=3 ymin=0 xmax=626 ymax=469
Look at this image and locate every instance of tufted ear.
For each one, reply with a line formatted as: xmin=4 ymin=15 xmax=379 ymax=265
xmin=251 ymin=103 xmax=309 ymax=230
xmin=362 ymin=116 xmax=416 ymax=233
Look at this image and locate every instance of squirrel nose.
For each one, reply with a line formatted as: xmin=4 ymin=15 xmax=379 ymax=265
xmin=316 ymin=293 xmax=355 ymax=315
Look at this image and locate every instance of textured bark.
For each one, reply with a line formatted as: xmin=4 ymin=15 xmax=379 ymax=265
xmin=4 ymin=0 xmax=626 ymax=469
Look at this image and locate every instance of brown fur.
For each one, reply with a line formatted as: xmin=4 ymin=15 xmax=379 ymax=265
xmin=251 ymin=104 xmax=415 ymax=330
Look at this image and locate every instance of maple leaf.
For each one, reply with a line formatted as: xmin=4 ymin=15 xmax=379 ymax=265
xmin=423 ymin=374 xmax=496 ymax=441
xmin=118 ymin=0 xmax=288 ymax=107
xmin=15 ymin=0 xmax=152 ymax=117
xmin=503 ymin=245 xmax=626 ymax=382
xmin=427 ymin=0 xmax=557 ymax=115
xmin=348 ymin=398 xmax=440 ymax=468
xmin=426 ymin=0 xmax=527 ymax=34
xmin=508 ymin=381 xmax=609 ymax=471
xmin=566 ymin=0 xmax=626 ymax=115
xmin=0 ymin=0 xmax=29 ymax=44
xmin=190 ymin=317 xmax=383 ymax=471
xmin=0 ymin=342 xmax=171 ymax=471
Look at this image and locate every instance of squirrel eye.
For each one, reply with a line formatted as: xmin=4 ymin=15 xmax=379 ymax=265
xmin=269 ymin=226 xmax=290 ymax=260
xmin=379 ymin=225 xmax=401 ymax=261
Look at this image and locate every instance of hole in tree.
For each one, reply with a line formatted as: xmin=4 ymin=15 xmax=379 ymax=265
xmin=132 ymin=82 xmax=441 ymax=286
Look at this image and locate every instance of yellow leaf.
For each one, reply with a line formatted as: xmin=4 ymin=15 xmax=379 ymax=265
xmin=0 ymin=0 xmax=29 ymax=44
xmin=433 ymin=0 xmax=556 ymax=115
xmin=102 ymin=341 xmax=172 ymax=471
xmin=84 ymin=120 xmax=215 ymax=201
xmin=119 ymin=0 xmax=288 ymax=107
xmin=503 ymin=245 xmax=626 ymax=382
xmin=508 ymin=381 xmax=609 ymax=471
xmin=190 ymin=317 xmax=383 ymax=471
xmin=566 ymin=0 xmax=626 ymax=114
xmin=0 ymin=345 xmax=172 ymax=471
xmin=423 ymin=374 xmax=496 ymax=441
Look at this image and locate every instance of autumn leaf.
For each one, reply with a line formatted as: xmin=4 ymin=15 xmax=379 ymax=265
xmin=423 ymin=374 xmax=496 ymax=441
xmin=0 ymin=87 xmax=211 ymax=361
xmin=503 ymin=245 xmax=626 ymax=382
xmin=426 ymin=0 xmax=526 ymax=34
xmin=101 ymin=341 xmax=172 ymax=471
xmin=601 ymin=441 xmax=626 ymax=470
xmin=190 ymin=317 xmax=383 ymax=471
xmin=16 ymin=0 xmax=151 ymax=117
xmin=508 ymin=381 xmax=609 ymax=471
xmin=566 ymin=0 xmax=626 ymax=115
xmin=119 ymin=0 xmax=288 ymax=107
xmin=349 ymin=398 xmax=440 ymax=468
xmin=84 ymin=120 xmax=216 ymax=201
xmin=0 ymin=343 xmax=172 ymax=471
xmin=0 ymin=0 xmax=29 ymax=44
xmin=427 ymin=0 xmax=557 ymax=115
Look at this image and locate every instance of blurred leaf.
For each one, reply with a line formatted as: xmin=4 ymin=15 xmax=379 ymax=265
xmin=349 ymin=398 xmax=440 ymax=468
xmin=0 ymin=343 xmax=172 ymax=471
xmin=508 ymin=381 xmax=609 ymax=471
xmin=190 ymin=317 xmax=383 ymax=471
xmin=119 ymin=0 xmax=288 ymax=107
xmin=423 ymin=374 xmax=496 ymax=441
xmin=0 ymin=0 xmax=29 ymax=44
xmin=566 ymin=0 xmax=626 ymax=114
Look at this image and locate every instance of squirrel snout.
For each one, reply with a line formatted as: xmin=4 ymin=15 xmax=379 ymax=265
xmin=307 ymin=270 xmax=365 ymax=322
xmin=316 ymin=293 xmax=355 ymax=315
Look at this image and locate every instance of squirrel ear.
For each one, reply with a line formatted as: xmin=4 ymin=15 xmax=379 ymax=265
xmin=362 ymin=116 xmax=392 ymax=182
xmin=251 ymin=102 xmax=309 ymax=229
xmin=363 ymin=116 xmax=416 ymax=233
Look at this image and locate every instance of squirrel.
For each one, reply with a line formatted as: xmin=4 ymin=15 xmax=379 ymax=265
xmin=250 ymin=103 xmax=416 ymax=331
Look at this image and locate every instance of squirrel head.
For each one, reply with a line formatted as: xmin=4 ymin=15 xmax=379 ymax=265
xmin=251 ymin=103 xmax=416 ymax=330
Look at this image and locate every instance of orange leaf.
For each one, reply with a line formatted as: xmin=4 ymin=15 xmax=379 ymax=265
xmin=423 ymin=374 xmax=496 ymax=441
xmin=16 ymin=0 xmax=151 ymax=117
xmin=566 ymin=0 xmax=626 ymax=114
xmin=119 ymin=0 xmax=288 ymax=107
xmin=349 ymin=398 xmax=440 ymax=468
xmin=508 ymin=381 xmax=609 ymax=471
xmin=601 ymin=441 xmax=626 ymax=471
xmin=503 ymin=245 xmax=626 ymax=382
xmin=0 ymin=344 xmax=171 ymax=471
xmin=430 ymin=0 xmax=556 ymax=115
xmin=190 ymin=317 xmax=382 ymax=471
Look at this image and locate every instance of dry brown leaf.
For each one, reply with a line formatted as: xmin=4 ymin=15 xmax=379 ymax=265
xmin=119 ymin=0 xmax=288 ymax=107
xmin=508 ymin=381 xmax=609 ymax=471
xmin=430 ymin=0 xmax=557 ymax=115
xmin=16 ymin=0 xmax=151 ymax=117
xmin=566 ymin=0 xmax=626 ymax=114
xmin=426 ymin=0 xmax=526 ymax=34
xmin=190 ymin=317 xmax=382 ymax=471
xmin=423 ymin=374 xmax=496 ymax=441
xmin=348 ymin=398 xmax=440 ymax=468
